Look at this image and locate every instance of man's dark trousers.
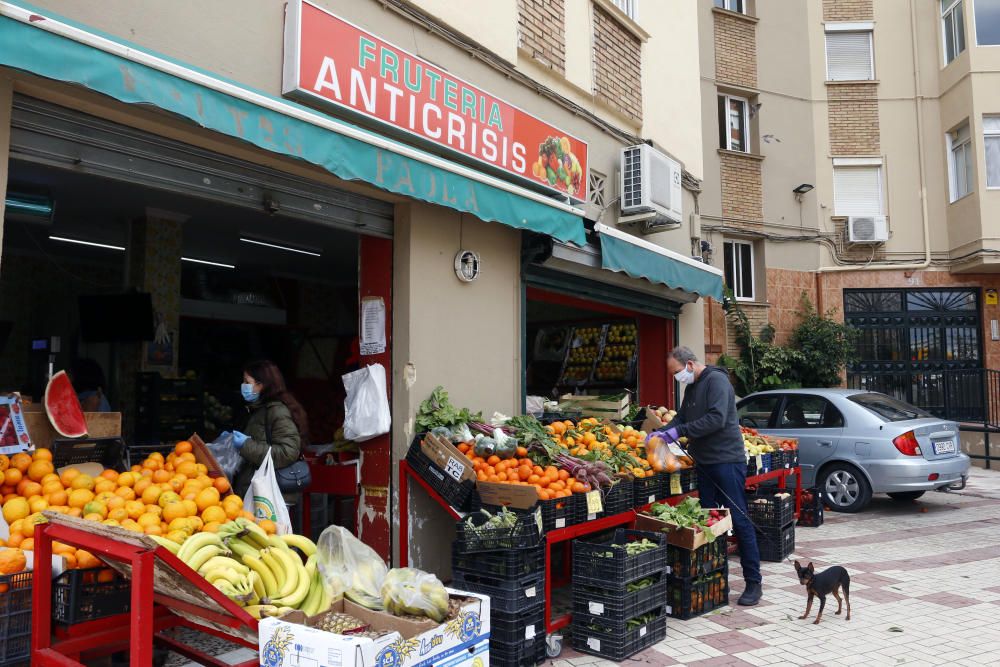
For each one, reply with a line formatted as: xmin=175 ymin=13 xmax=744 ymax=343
xmin=695 ymin=462 xmax=762 ymax=584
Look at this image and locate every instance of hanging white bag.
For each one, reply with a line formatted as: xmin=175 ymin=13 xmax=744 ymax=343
xmin=243 ymin=450 xmax=292 ymax=534
xmin=342 ymin=363 xmax=391 ymax=442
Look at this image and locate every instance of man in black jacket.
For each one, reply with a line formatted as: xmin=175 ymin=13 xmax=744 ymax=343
xmin=651 ymin=346 xmax=762 ymax=606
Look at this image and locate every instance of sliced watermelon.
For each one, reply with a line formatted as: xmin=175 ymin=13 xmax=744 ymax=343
xmin=44 ymin=370 xmax=88 ymax=438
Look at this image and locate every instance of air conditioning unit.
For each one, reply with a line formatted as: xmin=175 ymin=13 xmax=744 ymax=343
xmin=620 ymin=144 xmax=683 ymax=226
xmin=847 ymin=215 xmax=889 ymax=243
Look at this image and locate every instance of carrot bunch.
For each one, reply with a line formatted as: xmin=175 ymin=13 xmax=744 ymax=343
xmin=456 ymin=444 xmax=591 ymax=500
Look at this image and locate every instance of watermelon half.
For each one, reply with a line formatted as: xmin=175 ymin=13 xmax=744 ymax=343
xmin=44 ymin=371 xmax=88 ymax=438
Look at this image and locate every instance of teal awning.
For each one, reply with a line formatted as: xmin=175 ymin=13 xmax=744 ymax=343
xmin=595 ymin=224 xmax=724 ymax=301
xmin=0 ymin=8 xmax=586 ymax=246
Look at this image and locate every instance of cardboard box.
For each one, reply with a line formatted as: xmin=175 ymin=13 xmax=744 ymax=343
xmin=475 ymin=480 xmax=540 ymax=510
xmin=420 ymin=434 xmax=475 ymax=484
xmin=635 ymin=509 xmax=733 ymax=550
xmin=558 ymin=394 xmax=630 ymax=420
xmin=22 ymin=411 xmax=122 ymax=450
xmin=258 ymin=590 xmax=490 ymax=667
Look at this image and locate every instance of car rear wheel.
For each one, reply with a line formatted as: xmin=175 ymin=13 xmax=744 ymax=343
xmin=887 ymin=491 xmax=925 ymax=502
xmin=820 ymin=463 xmax=872 ymax=513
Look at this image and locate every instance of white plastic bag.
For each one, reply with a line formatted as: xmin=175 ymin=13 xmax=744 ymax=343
xmin=381 ymin=567 xmax=450 ymax=622
xmin=316 ymin=525 xmax=387 ymax=608
xmin=243 ymin=450 xmax=292 ymax=534
xmin=342 ymin=363 xmax=391 ymax=442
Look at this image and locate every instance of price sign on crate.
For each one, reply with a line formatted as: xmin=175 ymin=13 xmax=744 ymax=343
xmin=670 ymin=473 xmax=682 ymax=496
xmin=443 ymin=456 xmax=466 ymax=482
xmin=586 ymin=490 xmax=603 ymax=515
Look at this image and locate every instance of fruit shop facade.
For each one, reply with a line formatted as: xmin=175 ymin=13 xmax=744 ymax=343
xmin=0 ymin=1 xmax=721 ymax=567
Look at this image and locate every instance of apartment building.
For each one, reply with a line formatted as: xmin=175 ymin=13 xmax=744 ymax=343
xmin=698 ymin=0 xmax=1000 ymax=422
xmin=0 ymin=0 xmax=715 ymax=566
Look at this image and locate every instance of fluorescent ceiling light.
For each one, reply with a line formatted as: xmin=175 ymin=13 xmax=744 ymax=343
xmin=49 ymin=235 xmax=125 ymax=251
xmin=239 ymin=237 xmax=321 ymax=257
xmin=6 ymin=194 xmax=54 ymax=219
xmin=182 ymin=256 xmax=236 ymax=269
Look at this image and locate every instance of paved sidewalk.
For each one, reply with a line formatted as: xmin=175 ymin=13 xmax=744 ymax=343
xmin=553 ymin=467 xmax=1000 ymax=667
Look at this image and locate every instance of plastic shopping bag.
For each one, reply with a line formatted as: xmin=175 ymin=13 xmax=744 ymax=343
xmin=381 ymin=567 xmax=450 ymax=622
xmin=206 ymin=432 xmax=243 ymax=480
xmin=243 ymin=450 xmax=292 ymax=535
xmin=342 ymin=363 xmax=391 ymax=442
xmin=316 ymin=525 xmax=388 ymax=607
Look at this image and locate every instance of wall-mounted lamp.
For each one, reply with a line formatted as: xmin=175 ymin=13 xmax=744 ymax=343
xmin=793 ymin=183 xmax=814 ymax=203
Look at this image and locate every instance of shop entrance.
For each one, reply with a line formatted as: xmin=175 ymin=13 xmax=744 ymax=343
xmin=524 ymin=286 xmax=676 ymax=412
xmin=1 ymin=96 xmax=394 ymax=555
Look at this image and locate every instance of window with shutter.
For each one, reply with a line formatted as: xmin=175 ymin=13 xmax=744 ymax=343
xmin=833 ymin=165 xmax=883 ymax=217
xmin=825 ymin=31 xmax=874 ymax=81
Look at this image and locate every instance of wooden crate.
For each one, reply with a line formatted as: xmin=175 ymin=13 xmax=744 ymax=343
xmin=22 ymin=412 xmax=122 ymax=450
xmin=558 ymin=394 xmax=630 ymax=420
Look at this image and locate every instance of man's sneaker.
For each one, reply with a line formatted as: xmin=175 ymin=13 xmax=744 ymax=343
xmin=738 ymin=581 xmax=762 ymax=606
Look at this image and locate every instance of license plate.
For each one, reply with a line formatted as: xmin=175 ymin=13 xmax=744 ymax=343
xmin=933 ymin=440 xmax=956 ymax=455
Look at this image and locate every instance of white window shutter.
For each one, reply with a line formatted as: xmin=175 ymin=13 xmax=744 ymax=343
xmin=826 ymin=32 xmax=873 ymax=81
xmin=834 ymin=167 xmax=882 ymax=216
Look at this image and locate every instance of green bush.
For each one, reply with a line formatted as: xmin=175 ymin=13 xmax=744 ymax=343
xmin=720 ymin=292 xmax=856 ymax=394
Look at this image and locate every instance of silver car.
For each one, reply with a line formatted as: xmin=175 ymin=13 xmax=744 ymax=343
xmin=736 ymin=389 xmax=971 ymax=513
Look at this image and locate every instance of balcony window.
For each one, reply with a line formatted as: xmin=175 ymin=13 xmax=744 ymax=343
xmin=948 ymin=122 xmax=974 ymax=200
xmin=984 ymin=115 xmax=1000 ymax=187
xmin=942 ymin=0 xmax=967 ymax=63
xmin=718 ymin=94 xmax=750 ymax=153
xmin=974 ymin=0 xmax=1000 ymax=45
xmin=723 ymin=240 xmax=755 ymax=301
xmin=714 ymin=0 xmax=746 ymax=13
xmin=611 ymin=0 xmax=637 ymax=20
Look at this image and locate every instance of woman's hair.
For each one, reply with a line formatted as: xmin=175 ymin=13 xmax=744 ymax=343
xmin=244 ymin=360 xmax=309 ymax=438
xmin=70 ymin=358 xmax=106 ymax=393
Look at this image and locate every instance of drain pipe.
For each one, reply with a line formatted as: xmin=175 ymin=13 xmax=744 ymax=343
xmin=817 ymin=0 xmax=932 ymax=274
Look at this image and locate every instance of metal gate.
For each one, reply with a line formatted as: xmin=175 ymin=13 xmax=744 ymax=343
xmin=845 ymin=288 xmax=982 ymax=417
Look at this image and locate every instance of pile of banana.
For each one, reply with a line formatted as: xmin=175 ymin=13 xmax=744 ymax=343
xmin=151 ymin=518 xmax=332 ymax=619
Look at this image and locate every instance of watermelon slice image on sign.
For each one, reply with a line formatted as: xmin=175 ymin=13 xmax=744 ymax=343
xmin=44 ymin=371 xmax=88 ymax=438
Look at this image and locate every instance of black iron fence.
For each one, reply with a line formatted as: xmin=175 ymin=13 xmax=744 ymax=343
xmin=943 ymin=368 xmax=1000 ymax=469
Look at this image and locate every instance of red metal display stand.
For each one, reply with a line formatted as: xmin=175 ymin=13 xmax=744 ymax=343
xmin=31 ymin=517 xmax=259 ymax=667
xmin=399 ymin=459 xmax=803 ymax=638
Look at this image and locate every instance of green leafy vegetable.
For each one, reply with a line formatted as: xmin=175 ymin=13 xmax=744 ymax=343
xmin=416 ymin=386 xmax=481 ymax=431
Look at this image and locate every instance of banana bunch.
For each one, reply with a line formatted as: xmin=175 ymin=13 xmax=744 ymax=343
xmin=150 ymin=518 xmax=331 ymax=618
xmin=381 ymin=568 xmax=450 ymax=622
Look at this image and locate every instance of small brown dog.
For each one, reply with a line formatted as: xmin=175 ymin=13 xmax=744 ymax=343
xmin=793 ymin=561 xmax=851 ymax=625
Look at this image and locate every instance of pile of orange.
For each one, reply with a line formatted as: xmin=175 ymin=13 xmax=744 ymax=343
xmin=546 ymin=420 xmax=655 ymax=478
xmin=0 ymin=440 xmax=247 ymax=568
xmin=452 ymin=442 xmax=590 ymax=501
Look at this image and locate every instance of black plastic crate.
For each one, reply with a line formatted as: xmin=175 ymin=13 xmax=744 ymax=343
xmin=451 ymin=570 xmax=544 ymax=613
xmin=53 ymin=567 xmax=131 ymax=625
xmin=658 ymin=468 xmax=697 ymax=498
xmin=452 ymin=544 xmax=544 ymax=578
xmin=602 ymin=479 xmax=634 ymax=516
xmin=572 ymin=574 xmax=666 ymax=620
xmin=746 ymin=453 xmax=773 ymax=477
xmin=455 ymin=507 xmax=543 ymax=554
xmin=570 ymin=609 xmax=667 ymax=661
xmin=797 ymin=489 xmax=824 ymax=528
xmin=0 ymin=571 xmax=31 ymax=666
xmin=406 ymin=438 xmax=477 ymax=511
xmin=572 ymin=529 xmax=668 ymax=588
xmin=667 ymin=568 xmax=729 ymax=620
xmin=51 ymin=438 xmax=125 ymax=470
xmin=666 ymin=538 xmax=729 ymax=578
xmin=491 ymin=633 xmax=545 ymax=667
xmin=633 ymin=475 xmax=660 ymax=507
xmin=472 ymin=494 xmax=578 ymax=533
xmin=490 ymin=602 xmax=544 ymax=649
xmin=757 ymin=523 xmax=796 ymax=562
xmin=746 ymin=491 xmax=795 ymax=529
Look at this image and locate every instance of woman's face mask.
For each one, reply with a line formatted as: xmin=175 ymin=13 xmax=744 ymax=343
xmin=241 ymin=378 xmax=260 ymax=403
xmin=674 ymin=363 xmax=695 ymax=385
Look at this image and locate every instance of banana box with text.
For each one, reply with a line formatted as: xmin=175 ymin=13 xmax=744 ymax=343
xmin=258 ymin=589 xmax=490 ymax=667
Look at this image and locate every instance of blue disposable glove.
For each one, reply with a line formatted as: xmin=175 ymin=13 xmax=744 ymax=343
xmin=646 ymin=426 xmax=680 ymax=445
xmin=231 ymin=430 xmax=249 ymax=449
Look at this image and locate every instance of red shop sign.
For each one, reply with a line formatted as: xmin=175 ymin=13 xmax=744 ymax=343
xmin=283 ymin=0 xmax=588 ymax=201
